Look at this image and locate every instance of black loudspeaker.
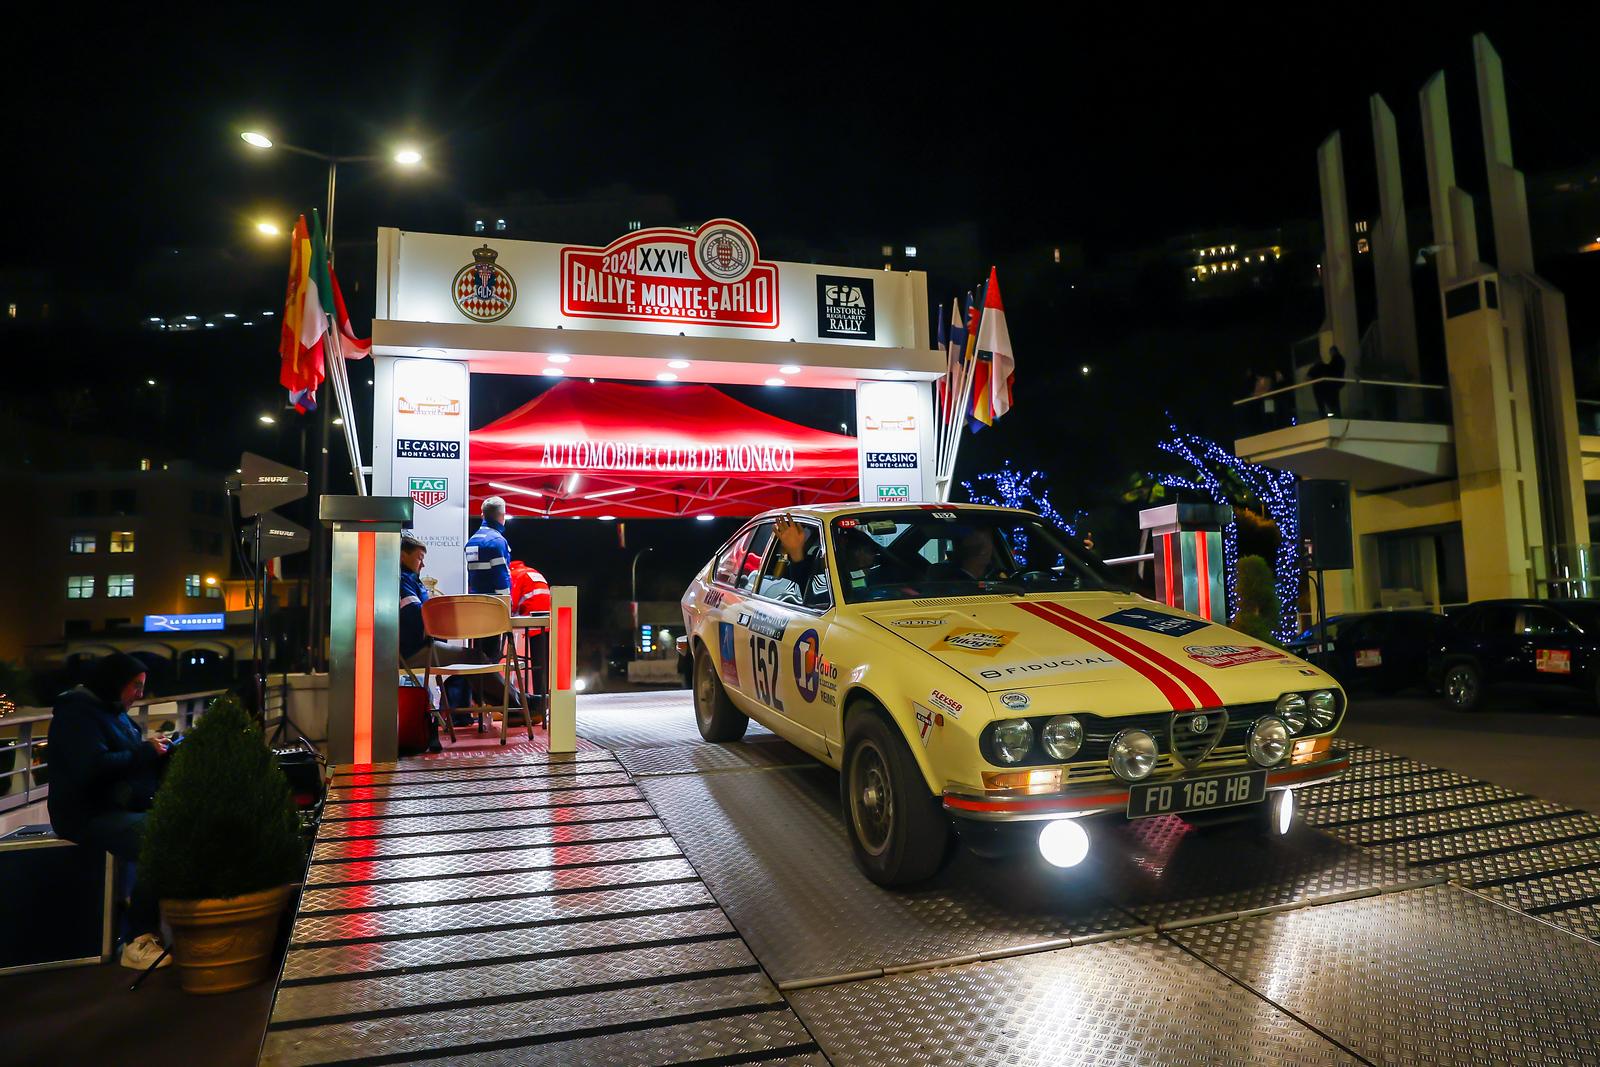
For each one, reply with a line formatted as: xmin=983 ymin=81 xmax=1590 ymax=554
xmin=1297 ymin=480 xmax=1353 ymax=571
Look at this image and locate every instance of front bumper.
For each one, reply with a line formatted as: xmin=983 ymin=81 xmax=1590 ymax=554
xmin=942 ymin=752 xmax=1349 ymax=822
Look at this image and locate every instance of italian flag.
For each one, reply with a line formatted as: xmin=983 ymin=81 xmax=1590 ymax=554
xmin=975 ymin=267 xmax=1014 ymax=421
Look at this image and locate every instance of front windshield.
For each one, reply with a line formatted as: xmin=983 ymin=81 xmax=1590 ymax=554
xmin=830 ymin=509 xmax=1128 ymax=604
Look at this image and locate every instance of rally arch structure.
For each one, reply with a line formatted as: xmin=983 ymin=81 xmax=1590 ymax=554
xmin=469 ymin=380 xmax=859 ymax=518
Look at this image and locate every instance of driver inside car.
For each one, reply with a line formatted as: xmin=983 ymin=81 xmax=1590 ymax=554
xmin=926 ymin=527 xmax=1011 ymax=583
xmin=761 ymin=513 xmax=830 ymax=607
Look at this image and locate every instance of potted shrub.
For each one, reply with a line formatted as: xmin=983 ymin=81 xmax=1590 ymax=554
xmin=140 ymin=693 xmax=306 ymax=994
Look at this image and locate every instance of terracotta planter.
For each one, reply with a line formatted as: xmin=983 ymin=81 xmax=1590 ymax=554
xmin=159 ymin=884 xmax=295 ymax=994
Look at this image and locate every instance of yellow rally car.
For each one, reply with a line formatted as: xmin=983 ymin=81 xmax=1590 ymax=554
xmin=681 ymin=503 xmax=1348 ymax=886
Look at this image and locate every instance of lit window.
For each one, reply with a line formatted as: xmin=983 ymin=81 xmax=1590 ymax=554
xmin=7 ymin=304 xmax=14 ymax=319
xmin=140 ymin=458 xmax=150 ymax=470
xmin=881 ymin=245 xmax=893 ymax=256
xmin=1054 ymin=248 xmax=1060 ymax=263
xmin=495 ymin=219 xmax=506 ymax=230
xmin=110 ymin=531 xmax=135 ymax=553
xmin=904 ymin=246 xmax=917 ymax=257
xmin=628 ymin=220 xmax=642 ymax=231
xmin=107 ymin=574 xmax=134 ymax=598
xmin=206 ymin=584 xmax=221 ymax=599
xmin=69 ymin=532 xmax=96 ymax=554
xmin=1357 ymin=238 xmax=1370 ymax=253
xmin=185 ymin=574 xmax=201 ymax=596
xmin=67 ymin=575 xmax=95 ymax=599
xmin=474 ymin=220 xmax=484 ymax=232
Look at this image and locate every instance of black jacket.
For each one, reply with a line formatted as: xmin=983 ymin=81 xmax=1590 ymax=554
xmin=46 ymin=685 xmax=163 ymax=838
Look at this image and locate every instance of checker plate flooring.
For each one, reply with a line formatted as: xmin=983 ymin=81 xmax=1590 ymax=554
xmin=260 ymin=693 xmax=1600 ymax=1066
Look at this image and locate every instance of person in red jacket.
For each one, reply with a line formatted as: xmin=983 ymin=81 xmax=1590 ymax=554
xmin=509 ymin=560 xmax=550 ymax=724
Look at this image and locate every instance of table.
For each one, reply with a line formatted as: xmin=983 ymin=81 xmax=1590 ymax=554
xmin=511 ymin=613 xmax=552 ymax=722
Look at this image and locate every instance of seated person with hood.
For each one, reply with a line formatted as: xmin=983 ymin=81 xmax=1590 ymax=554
xmin=47 ymin=652 xmax=172 ymax=969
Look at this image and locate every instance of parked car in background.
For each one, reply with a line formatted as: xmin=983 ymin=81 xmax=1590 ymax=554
xmin=1287 ymin=611 xmax=1450 ymax=693
xmin=1430 ymin=599 xmax=1600 ymax=711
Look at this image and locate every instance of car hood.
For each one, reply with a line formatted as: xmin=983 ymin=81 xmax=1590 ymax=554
xmin=863 ymin=594 xmax=1317 ymax=698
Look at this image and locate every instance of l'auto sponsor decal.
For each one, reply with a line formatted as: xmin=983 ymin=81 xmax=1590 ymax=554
xmin=931 ymin=628 xmax=1016 ymax=657
xmin=1183 ymin=645 xmax=1289 ymax=669
xmin=1537 ymin=649 xmax=1572 ymax=674
xmin=976 ymin=653 xmax=1121 ymax=682
xmin=717 ymin=622 xmax=739 ymax=685
xmin=560 ymin=219 xmax=779 ymax=329
xmin=1099 ymin=607 xmax=1210 ymax=638
xmin=1014 ymin=601 xmax=1221 ymax=710
xmin=928 ymin=689 xmax=963 ymax=718
xmin=792 ymin=629 xmax=822 ymax=703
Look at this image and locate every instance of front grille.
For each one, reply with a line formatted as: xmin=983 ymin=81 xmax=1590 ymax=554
xmin=1168 ymin=710 xmax=1227 ymax=768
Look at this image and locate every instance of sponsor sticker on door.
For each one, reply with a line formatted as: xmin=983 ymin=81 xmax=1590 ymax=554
xmin=1355 ymin=648 xmax=1382 ymax=668
xmin=1537 ymin=649 xmax=1571 ymax=674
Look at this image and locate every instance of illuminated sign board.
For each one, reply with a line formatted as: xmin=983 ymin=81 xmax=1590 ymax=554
xmin=144 ymin=614 xmax=226 ymax=632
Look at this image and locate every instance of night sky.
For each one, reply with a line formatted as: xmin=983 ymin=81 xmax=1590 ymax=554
xmin=7 ymin=6 xmax=1599 ymax=589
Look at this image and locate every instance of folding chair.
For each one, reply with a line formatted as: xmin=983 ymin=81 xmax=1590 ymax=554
xmin=420 ymin=594 xmax=527 ymax=744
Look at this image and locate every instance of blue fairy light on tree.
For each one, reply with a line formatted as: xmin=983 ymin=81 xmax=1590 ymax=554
xmin=962 ymin=463 xmax=1084 ymax=566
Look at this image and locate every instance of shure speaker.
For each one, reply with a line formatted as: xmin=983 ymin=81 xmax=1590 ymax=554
xmin=1297 ymin=480 xmax=1353 ymax=571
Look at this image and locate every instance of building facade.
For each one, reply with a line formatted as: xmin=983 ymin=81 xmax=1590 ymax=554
xmin=1234 ymin=35 xmax=1596 ymax=613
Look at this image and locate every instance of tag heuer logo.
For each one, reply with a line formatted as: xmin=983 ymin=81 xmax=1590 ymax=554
xmin=876 ymin=485 xmax=910 ymax=501
xmin=409 ymin=477 xmax=448 ymax=510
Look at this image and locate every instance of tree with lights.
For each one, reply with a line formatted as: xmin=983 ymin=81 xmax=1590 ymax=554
xmin=961 ymin=463 xmax=1083 ymax=567
xmin=1155 ymin=426 xmax=1300 ymax=642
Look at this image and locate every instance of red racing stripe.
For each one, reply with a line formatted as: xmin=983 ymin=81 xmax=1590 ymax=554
xmin=1014 ymin=602 xmax=1196 ymax=710
xmin=1042 ymin=603 xmax=1223 ymax=707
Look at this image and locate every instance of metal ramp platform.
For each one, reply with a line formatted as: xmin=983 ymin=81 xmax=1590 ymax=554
xmin=261 ymin=690 xmax=1600 ymax=1065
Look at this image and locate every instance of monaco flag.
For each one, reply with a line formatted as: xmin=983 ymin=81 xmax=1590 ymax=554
xmin=975 ymin=267 xmax=1014 ymax=420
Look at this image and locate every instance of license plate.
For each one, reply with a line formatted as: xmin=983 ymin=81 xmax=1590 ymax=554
xmin=1127 ymin=769 xmax=1267 ymax=818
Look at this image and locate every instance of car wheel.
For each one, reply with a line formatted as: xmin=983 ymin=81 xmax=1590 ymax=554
xmin=1443 ymin=662 xmax=1483 ymax=711
xmin=841 ymin=707 xmax=951 ymax=886
xmin=693 ymin=642 xmax=748 ymax=742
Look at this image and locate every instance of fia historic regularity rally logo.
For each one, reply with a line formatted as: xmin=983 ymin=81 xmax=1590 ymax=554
xmin=816 ymin=275 xmax=875 ymax=340
xmin=409 ymin=477 xmax=448 ymax=510
xmin=453 ymin=244 xmax=517 ymax=322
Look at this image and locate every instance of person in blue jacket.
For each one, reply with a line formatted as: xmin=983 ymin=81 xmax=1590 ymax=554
xmin=466 ymin=496 xmax=513 ymax=598
xmin=400 ymin=534 xmax=509 ymax=717
xmin=46 ymin=652 xmax=172 ymax=969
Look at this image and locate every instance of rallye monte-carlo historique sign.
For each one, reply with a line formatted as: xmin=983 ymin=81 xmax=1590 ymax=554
xmin=560 ymin=219 xmax=779 ymax=329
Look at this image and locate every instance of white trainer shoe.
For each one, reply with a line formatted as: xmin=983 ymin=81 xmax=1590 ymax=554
xmin=118 ymin=933 xmax=172 ymax=970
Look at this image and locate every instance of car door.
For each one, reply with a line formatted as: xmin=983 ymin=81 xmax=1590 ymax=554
xmin=724 ymin=521 xmax=784 ymax=720
xmin=744 ymin=518 xmax=836 ymax=758
xmin=1471 ymin=603 xmax=1523 ymax=686
xmin=1516 ymin=606 xmax=1582 ymax=692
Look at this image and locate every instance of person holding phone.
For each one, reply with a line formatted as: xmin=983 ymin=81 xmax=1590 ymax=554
xmin=47 ymin=653 xmax=172 ymax=969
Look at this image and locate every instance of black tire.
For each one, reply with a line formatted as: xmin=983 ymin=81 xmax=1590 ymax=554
xmin=693 ymin=641 xmax=748 ymax=742
xmin=1442 ymin=661 xmax=1483 ymax=711
xmin=840 ymin=706 xmax=951 ymax=886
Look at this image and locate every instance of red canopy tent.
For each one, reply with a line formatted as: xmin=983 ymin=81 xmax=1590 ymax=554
xmin=469 ymin=380 xmax=860 ymax=518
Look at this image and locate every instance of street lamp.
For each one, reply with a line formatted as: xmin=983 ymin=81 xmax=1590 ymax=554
xmin=631 ymin=547 xmax=654 ymax=651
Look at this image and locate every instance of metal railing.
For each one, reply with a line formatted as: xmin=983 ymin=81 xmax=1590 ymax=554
xmin=0 ymin=689 xmax=228 ymax=816
xmin=1531 ymin=545 xmax=1600 ymax=600
xmin=1234 ymin=379 xmax=1451 ymax=437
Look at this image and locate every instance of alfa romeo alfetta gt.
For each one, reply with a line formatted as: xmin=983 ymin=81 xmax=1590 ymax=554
xmin=680 ymin=504 xmax=1348 ymax=886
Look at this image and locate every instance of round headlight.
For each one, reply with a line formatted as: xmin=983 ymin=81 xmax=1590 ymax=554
xmin=1275 ymin=692 xmax=1308 ymax=734
xmin=1109 ymin=729 xmax=1159 ymax=781
xmin=991 ymin=719 xmax=1034 ymax=764
xmin=1248 ymin=717 xmax=1290 ymax=766
xmin=1041 ymin=715 xmax=1084 ymax=761
xmin=1308 ymin=690 xmax=1338 ymax=729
